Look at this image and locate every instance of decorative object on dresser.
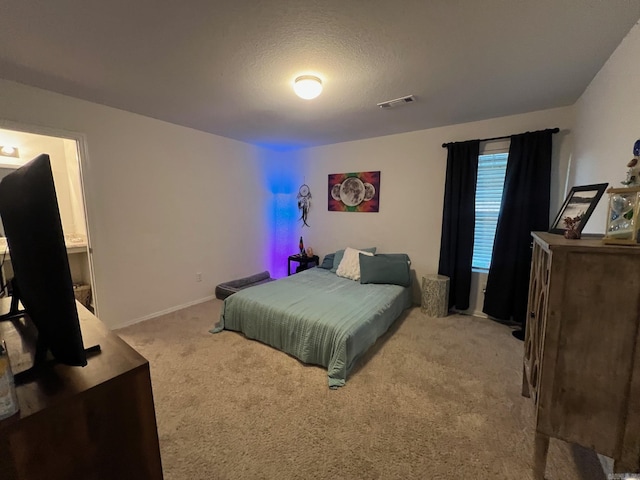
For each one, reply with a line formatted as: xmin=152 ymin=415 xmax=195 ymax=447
xmin=549 ymin=183 xmax=608 ymax=235
xmin=523 ymin=232 xmax=640 ymax=479
xmin=620 ymin=138 xmax=640 ymax=186
xmin=561 ymin=215 xmax=582 ymax=239
xmin=0 ymin=340 xmax=19 ymax=420
xmin=328 ymin=171 xmax=380 ymax=212
xmin=603 ymin=186 xmax=640 ymax=245
xmin=602 ymin=139 xmax=640 ymax=245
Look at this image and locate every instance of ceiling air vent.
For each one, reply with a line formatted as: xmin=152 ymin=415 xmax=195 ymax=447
xmin=377 ymin=95 xmax=416 ymax=109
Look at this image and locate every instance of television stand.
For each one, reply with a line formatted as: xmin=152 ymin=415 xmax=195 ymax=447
xmin=0 ymin=299 xmax=163 ymax=479
xmin=0 ymin=308 xmax=26 ymax=322
xmin=13 ymin=343 xmax=102 ymax=386
xmin=0 ymin=280 xmax=25 ymax=322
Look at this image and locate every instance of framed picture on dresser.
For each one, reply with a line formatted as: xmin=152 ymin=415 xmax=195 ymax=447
xmin=549 ymin=183 xmax=608 ymax=234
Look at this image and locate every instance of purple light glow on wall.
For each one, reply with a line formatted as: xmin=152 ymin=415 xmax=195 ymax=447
xmin=259 ymin=149 xmax=302 ymax=278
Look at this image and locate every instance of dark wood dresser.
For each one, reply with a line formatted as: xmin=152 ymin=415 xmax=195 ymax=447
xmin=0 ymin=300 xmax=163 ymax=480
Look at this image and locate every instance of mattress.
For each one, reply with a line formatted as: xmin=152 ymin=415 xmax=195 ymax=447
xmin=210 ymin=267 xmax=411 ymax=388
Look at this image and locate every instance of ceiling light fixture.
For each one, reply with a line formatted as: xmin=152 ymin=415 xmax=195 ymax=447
xmin=294 ymin=75 xmax=323 ymax=100
xmin=0 ymin=146 xmax=19 ymax=158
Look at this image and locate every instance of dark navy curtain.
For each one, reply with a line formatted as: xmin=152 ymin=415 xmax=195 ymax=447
xmin=438 ymin=140 xmax=480 ymax=310
xmin=482 ymin=130 xmax=553 ymax=332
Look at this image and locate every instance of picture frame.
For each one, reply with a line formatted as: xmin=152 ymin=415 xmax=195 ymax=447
xmin=549 ymin=183 xmax=608 ymax=234
xmin=328 ymin=171 xmax=380 ymax=212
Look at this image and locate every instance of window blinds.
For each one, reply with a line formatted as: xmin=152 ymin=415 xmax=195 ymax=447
xmin=472 ymin=152 xmax=508 ymax=270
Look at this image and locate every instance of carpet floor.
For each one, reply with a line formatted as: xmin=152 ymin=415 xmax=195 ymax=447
xmin=116 ymin=300 xmax=607 ymax=480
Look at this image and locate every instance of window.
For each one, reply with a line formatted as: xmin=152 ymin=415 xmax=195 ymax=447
xmin=472 ymin=152 xmax=508 ymax=271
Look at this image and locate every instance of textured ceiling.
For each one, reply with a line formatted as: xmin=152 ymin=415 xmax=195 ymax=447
xmin=1 ymin=1 xmax=639 ymax=149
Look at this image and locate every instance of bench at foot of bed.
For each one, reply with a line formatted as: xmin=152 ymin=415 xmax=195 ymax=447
xmin=214 ymin=271 xmax=275 ymax=300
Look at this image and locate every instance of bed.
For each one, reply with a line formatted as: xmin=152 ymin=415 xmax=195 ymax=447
xmin=210 ymin=265 xmax=412 ymax=388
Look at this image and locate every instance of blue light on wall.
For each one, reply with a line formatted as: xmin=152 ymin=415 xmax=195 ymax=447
xmin=258 ymin=148 xmax=302 ymax=278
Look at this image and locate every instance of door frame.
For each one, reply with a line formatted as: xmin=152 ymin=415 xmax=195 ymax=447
xmin=0 ymin=119 xmax=99 ymax=316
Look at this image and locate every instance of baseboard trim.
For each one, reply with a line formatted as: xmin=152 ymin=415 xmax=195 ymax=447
xmin=112 ymin=294 xmax=217 ymax=329
xmin=452 ymin=308 xmax=488 ymax=319
xmin=453 ymin=309 xmax=523 ymax=329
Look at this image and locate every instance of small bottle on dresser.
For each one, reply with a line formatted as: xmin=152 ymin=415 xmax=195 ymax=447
xmin=0 ymin=340 xmax=19 ymax=420
xmin=299 ymin=236 xmax=306 ymax=256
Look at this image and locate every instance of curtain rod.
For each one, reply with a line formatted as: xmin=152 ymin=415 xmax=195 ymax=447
xmin=441 ymin=127 xmax=560 ymax=148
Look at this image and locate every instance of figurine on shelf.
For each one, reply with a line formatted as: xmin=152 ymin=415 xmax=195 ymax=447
xmin=622 ymin=158 xmax=639 ymax=186
xmin=563 ymin=214 xmax=583 ymax=239
xmin=621 ymin=139 xmax=640 ymax=186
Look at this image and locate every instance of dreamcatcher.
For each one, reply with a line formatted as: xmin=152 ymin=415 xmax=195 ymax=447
xmin=297 ymin=183 xmax=312 ymax=227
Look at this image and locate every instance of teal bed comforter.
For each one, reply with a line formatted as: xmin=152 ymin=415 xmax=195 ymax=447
xmin=211 ymin=268 xmax=411 ymax=388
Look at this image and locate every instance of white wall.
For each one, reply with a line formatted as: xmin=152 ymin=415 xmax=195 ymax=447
xmin=0 ymin=79 xmax=269 ymax=328
xmin=0 ymin=70 xmax=586 ymax=327
xmin=297 ymin=106 xmax=575 ymax=311
xmin=572 ymin=21 xmax=640 ymax=233
xmin=255 ymin=148 xmax=305 ymax=278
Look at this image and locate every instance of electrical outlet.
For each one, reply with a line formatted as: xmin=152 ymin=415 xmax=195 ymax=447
xmin=196 ymin=272 xmax=202 ymax=282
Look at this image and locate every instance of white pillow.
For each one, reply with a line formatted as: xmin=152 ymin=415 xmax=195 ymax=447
xmin=336 ymin=247 xmax=374 ymax=281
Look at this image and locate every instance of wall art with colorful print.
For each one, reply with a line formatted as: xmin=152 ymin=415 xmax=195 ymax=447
xmin=328 ymin=171 xmax=380 ymax=212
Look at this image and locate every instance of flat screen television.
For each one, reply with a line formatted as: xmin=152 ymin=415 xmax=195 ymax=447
xmin=0 ymin=153 xmax=98 ymax=383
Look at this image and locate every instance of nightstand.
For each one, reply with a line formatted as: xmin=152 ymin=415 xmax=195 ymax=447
xmin=287 ymin=254 xmax=319 ymax=276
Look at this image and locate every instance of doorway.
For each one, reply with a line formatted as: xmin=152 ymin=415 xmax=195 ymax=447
xmin=0 ymin=125 xmax=96 ymax=313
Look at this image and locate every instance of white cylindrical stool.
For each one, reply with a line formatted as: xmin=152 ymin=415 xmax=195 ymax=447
xmin=421 ymin=274 xmax=450 ymax=317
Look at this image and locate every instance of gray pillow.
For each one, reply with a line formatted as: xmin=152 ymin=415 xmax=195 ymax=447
xmin=330 ymin=247 xmax=377 ymax=273
xmin=319 ymin=253 xmax=335 ymax=269
xmin=359 ymin=253 xmax=411 ymax=287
